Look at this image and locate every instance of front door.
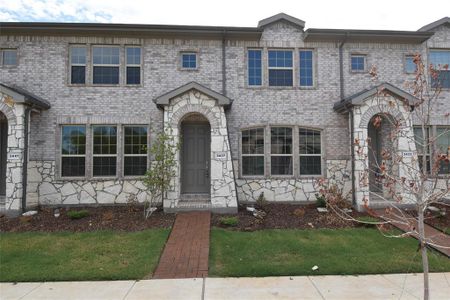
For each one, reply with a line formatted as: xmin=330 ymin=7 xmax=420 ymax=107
xmin=181 ymin=123 xmax=210 ymax=194
xmin=0 ymin=117 xmax=7 ymax=197
xmin=368 ymin=120 xmax=382 ymax=193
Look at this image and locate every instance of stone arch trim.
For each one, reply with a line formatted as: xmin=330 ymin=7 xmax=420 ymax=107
xmin=170 ymin=104 xmax=220 ymax=129
xmin=359 ymin=104 xmax=404 ymax=129
xmin=0 ymin=102 xmax=17 ymax=125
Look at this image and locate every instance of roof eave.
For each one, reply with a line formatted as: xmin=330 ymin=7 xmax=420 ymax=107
xmin=304 ymin=29 xmax=433 ymax=43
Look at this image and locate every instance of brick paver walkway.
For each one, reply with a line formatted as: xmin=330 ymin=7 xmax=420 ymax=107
xmin=153 ymin=211 xmax=211 ymax=279
xmin=374 ymin=209 xmax=450 ymax=257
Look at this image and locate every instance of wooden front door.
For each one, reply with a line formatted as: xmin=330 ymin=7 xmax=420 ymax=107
xmin=181 ymin=123 xmax=210 ymax=194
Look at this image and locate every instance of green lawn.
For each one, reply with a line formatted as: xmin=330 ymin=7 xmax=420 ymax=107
xmin=209 ymin=228 xmax=450 ymax=277
xmin=0 ymin=229 xmax=169 ymax=282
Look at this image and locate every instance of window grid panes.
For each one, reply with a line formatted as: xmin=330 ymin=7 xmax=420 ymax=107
xmin=436 ymin=127 xmax=449 ymax=174
xmin=93 ymin=126 xmax=117 ymax=176
xmin=351 ymin=55 xmax=365 ymax=71
xmin=70 ymin=46 xmax=86 ymax=84
xmin=271 ymin=127 xmax=293 ymax=175
xmin=405 ymin=55 xmax=416 ymax=74
xmin=299 ymin=129 xmax=322 ymax=175
xmin=268 ymin=50 xmax=293 ymax=86
xmin=248 ymin=49 xmax=262 ymax=86
xmin=430 ymin=50 xmax=450 ymax=89
xmin=61 ymin=125 xmax=86 ymax=177
xmin=126 ymin=47 xmax=141 ymax=85
xmin=299 ymin=50 xmax=313 ymax=87
xmin=413 ymin=127 xmax=431 ymax=173
xmin=181 ymin=53 xmax=197 ymax=69
xmin=92 ymin=47 xmax=120 ymax=84
xmin=242 ymin=128 xmax=265 ymax=176
xmin=124 ymin=126 xmax=148 ymax=176
xmin=2 ymin=50 xmax=17 ymax=66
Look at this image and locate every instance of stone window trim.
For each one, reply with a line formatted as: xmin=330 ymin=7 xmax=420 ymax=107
xmin=122 ymin=125 xmax=151 ymax=179
xmin=67 ymin=43 xmax=144 ymax=87
xmin=125 ymin=46 xmax=143 ymax=86
xmin=55 ymin=123 xmax=150 ymax=181
xmin=349 ymin=53 xmax=368 ymax=73
xmin=245 ymin=47 xmax=318 ymax=90
xmin=403 ymin=53 xmax=417 ymax=74
xmin=179 ymin=50 xmax=200 ymax=71
xmin=238 ymin=124 xmax=325 ymax=179
xmin=0 ymin=48 xmax=18 ymax=67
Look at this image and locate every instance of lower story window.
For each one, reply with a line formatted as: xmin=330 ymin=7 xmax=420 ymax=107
xmin=93 ymin=125 xmax=117 ymax=176
xmin=299 ymin=128 xmax=322 ymax=175
xmin=271 ymin=127 xmax=293 ymax=175
xmin=124 ymin=126 xmax=148 ymax=176
xmin=436 ymin=127 xmax=449 ymax=174
xmin=61 ymin=125 xmax=86 ymax=177
xmin=413 ymin=127 xmax=431 ymax=173
xmin=242 ymin=128 xmax=265 ymax=176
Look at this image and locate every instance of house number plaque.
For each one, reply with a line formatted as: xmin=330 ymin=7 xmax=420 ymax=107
xmin=215 ymin=152 xmax=227 ymax=160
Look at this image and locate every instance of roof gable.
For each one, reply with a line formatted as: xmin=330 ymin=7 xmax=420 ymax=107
xmin=154 ymin=82 xmax=232 ymax=108
xmin=418 ymin=17 xmax=450 ymax=32
xmin=258 ymin=13 xmax=305 ymax=29
xmin=333 ymin=82 xmax=418 ymax=113
xmin=0 ymin=83 xmax=50 ymax=109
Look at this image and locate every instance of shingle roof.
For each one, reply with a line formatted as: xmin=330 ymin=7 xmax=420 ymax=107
xmin=0 ymin=83 xmax=51 ymax=109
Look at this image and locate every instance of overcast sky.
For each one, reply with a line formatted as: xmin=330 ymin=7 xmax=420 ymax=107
xmin=0 ymin=0 xmax=449 ymax=31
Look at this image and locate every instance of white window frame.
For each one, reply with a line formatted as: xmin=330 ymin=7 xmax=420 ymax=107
xmin=298 ymin=128 xmax=322 ymax=176
xmin=92 ymin=125 xmax=118 ymax=177
xmin=267 ymin=49 xmax=294 ymax=87
xmin=60 ymin=125 xmax=86 ymax=178
xmin=123 ymin=125 xmax=148 ymax=177
xmin=69 ymin=46 xmax=87 ymax=85
xmin=270 ymin=126 xmax=294 ymax=176
xmin=92 ymin=45 xmax=120 ymax=85
xmin=125 ymin=46 xmax=142 ymax=85
xmin=241 ymin=127 xmax=265 ymax=177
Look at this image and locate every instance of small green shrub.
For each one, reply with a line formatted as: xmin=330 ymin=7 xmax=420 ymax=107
xmin=67 ymin=210 xmax=89 ymax=220
xmin=315 ymin=193 xmax=326 ymax=208
xmin=256 ymin=192 xmax=268 ymax=209
xmin=220 ymin=216 xmax=239 ymax=227
xmin=356 ymin=216 xmax=379 ymax=227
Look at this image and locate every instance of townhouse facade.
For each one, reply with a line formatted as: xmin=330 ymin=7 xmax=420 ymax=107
xmin=0 ymin=13 xmax=449 ymax=214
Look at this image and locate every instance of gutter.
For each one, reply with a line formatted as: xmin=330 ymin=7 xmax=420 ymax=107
xmin=21 ymin=108 xmax=30 ymax=213
xmin=346 ymin=104 xmax=356 ymax=206
xmin=222 ymin=30 xmax=227 ymax=96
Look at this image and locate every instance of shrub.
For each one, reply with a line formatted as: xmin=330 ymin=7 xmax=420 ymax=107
xmin=220 ymin=216 xmax=239 ymax=227
xmin=256 ymin=192 xmax=268 ymax=209
xmin=315 ymin=193 xmax=326 ymax=208
xmin=67 ymin=210 xmax=89 ymax=220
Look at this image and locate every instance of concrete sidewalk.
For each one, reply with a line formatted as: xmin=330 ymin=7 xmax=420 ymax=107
xmin=1 ymin=273 xmax=449 ymax=300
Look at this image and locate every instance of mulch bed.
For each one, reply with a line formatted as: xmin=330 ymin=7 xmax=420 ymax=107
xmin=424 ymin=203 xmax=450 ymax=233
xmin=0 ymin=206 xmax=175 ymax=233
xmin=212 ymin=203 xmax=372 ymax=231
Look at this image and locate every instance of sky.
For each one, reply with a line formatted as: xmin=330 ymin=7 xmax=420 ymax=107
xmin=0 ymin=0 xmax=449 ymax=31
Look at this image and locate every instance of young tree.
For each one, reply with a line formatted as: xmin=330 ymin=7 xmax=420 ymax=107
xmin=318 ymin=54 xmax=449 ymax=300
xmin=142 ymin=129 xmax=179 ymax=218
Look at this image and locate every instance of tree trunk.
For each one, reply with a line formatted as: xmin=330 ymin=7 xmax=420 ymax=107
xmin=418 ymin=208 xmax=430 ymax=300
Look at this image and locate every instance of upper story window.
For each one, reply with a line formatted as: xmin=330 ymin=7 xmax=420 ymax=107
xmin=126 ymin=47 xmax=141 ymax=85
xmin=270 ymin=127 xmax=293 ymax=175
xmin=299 ymin=129 xmax=321 ymax=175
xmin=430 ymin=50 xmax=450 ymax=89
xmin=351 ymin=54 xmax=366 ymax=72
xmin=124 ymin=126 xmax=148 ymax=176
xmin=299 ymin=50 xmax=313 ymax=87
xmin=268 ymin=50 xmax=293 ymax=86
xmin=93 ymin=125 xmax=117 ymax=177
xmin=181 ymin=52 xmax=197 ymax=69
xmin=61 ymin=125 xmax=86 ymax=177
xmin=92 ymin=47 xmax=120 ymax=85
xmin=248 ymin=49 xmax=262 ymax=86
xmin=1 ymin=49 xmax=17 ymax=66
xmin=404 ymin=55 xmax=416 ymax=74
xmin=241 ymin=128 xmax=265 ymax=176
xmin=70 ymin=46 xmax=86 ymax=84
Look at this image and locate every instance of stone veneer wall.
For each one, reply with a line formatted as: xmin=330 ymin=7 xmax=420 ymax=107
xmin=26 ymin=161 xmax=154 ymax=207
xmin=235 ymin=159 xmax=351 ymax=202
xmin=163 ymin=90 xmax=238 ymax=212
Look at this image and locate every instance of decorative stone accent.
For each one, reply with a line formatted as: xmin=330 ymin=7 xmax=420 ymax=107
xmin=163 ymin=89 xmax=238 ymax=213
xmin=26 ymin=161 xmax=155 ymax=206
xmin=235 ymin=159 xmax=351 ymax=203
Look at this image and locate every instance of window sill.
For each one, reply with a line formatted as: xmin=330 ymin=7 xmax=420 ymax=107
xmin=123 ymin=175 xmax=146 ymax=180
xmin=179 ymin=68 xmax=199 ymax=72
xmin=350 ymin=70 xmax=367 ymax=74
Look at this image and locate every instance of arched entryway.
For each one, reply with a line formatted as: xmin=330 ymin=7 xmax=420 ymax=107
xmin=0 ymin=112 xmax=7 ymax=203
xmin=180 ymin=113 xmax=211 ymax=196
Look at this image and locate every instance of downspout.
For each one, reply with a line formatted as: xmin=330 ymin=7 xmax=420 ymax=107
xmin=21 ymin=107 xmax=30 ymax=213
xmin=222 ymin=30 xmax=227 ymax=95
xmin=339 ymin=34 xmax=356 ymax=205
